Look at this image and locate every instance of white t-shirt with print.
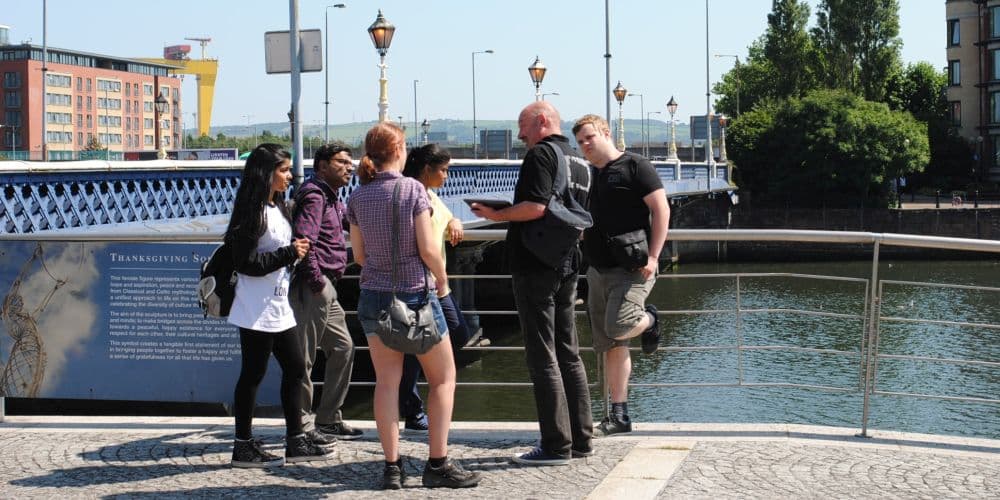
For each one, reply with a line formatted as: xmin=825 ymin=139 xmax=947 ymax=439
xmin=228 ymin=204 xmax=297 ymax=332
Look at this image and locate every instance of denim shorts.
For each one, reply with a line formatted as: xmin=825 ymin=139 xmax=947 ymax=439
xmin=357 ymin=289 xmax=449 ymax=338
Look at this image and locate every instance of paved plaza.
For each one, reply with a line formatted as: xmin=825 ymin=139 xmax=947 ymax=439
xmin=1 ymin=417 xmax=999 ymax=498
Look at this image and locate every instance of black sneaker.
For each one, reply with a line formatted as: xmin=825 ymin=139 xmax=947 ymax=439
xmin=641 ymin=304 xmax=661 ymax=354
xmin=511 ymin=446 xmax=570 ymax=466
xmin=383 ymin=464 xmax=404 ymax=490
xmin=305 ymin=429 xmax=337 ymax=447
xmin=285 ymin=434 xmax=336 ymax=463
xmin=404 ymin=413 xmax=429 ymax=434
xmin=593 ymin=416 xmax=632 ymax=437
xmin=317 ymin=422 xmax=363 ymax=441
xmin=571 ymin=446 xmax=595 ymax=458
xmin=232 ymin=438 xmax=284 ymax=468
xmin=422 ymin=459 xmax=481 ymax=488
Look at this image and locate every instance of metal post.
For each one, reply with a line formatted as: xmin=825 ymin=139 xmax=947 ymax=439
xmin=290 ymin=0 xmax=305 ymax=187
xmin=857 ymin=240 xmax=881 ymax=438
xmin=0 ymin=396 xmax=4 ymax=422
xmin=323 ymin=4 xmax=346 ymax=143
xmin=41 ymin=0 xmax=48 ymax=161
xmin=604 ymin=0 xmax=612 ymax=126
xmin=616 ymin=101 xmax=626 ymax=151
xmin=705 ymin=0 xmax=714 ymax=177
xmin=668 ymin=112 xmax=678 ymax=161
xmin=153 ymin=75 xmax=161 ymax=158
xmin=413 ymin=79 xmax=418 ymax=147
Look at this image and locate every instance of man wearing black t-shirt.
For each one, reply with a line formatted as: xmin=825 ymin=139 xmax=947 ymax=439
xmin=573 ymin=114 xmax=670 ymax=437
xmin=471 ymin=101 xmax=593 ymax=466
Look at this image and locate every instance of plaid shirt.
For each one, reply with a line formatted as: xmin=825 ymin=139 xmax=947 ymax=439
xmin=346 ymin=171 xmax=432 ymax=292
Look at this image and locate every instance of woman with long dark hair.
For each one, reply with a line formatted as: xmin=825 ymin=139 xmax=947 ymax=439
xmin=397 ymin=144 xmax=473 ymax=433
xmin=226 ymin=143 xmax=333 ymax=468
xmin=347 ymin=123 xmax=480 ymax=490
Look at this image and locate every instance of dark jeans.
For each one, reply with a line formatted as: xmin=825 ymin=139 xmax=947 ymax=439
xmin=512 ymin=269 xmax=593 ymax=456
xmin=234 ymin=327 xmax=306 ymax=439
xmin=399 ymin=292 xmax=470 ymax=418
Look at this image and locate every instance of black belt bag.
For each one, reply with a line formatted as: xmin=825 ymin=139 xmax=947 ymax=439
xmin=607 ymin=229 xmax=649 ymax=271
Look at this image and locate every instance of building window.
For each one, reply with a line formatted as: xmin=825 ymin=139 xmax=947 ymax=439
xmin=144 ymin=118 xmax=153 ymax=128
xmin=86 ymin=78 xmax=92 ymax=92
xmin=948 ymin=19 xmax=960 ymax=46
xmin=86 ymin=114 xmax=92 ymax=128
xmin=133 ymin=83 xmax=139 ymax=95
xmin=124 ymin=83 xmax=130 ymax=97
xmin=5 ymin=110 xmax=22 ymax=127
xmin=144 ymin=134 xmax=153 ymax=146
xmin=47 ymin=112 xmax=72 ymax=124
xmin=991 ymin=92 xmax=1000 ymax=124
xmin=46 ymin=93 xmax=72 ymax=106
xmin=3 ymin=72 xmax=21 ymax=88
xmin=4 ymin=91 xmax=20 ymax=107
xmin=143 ymin=84 xmax=153 ymax=96
xmin=144 ymin=101 xmax=153 ymax=112
xmin=76 ymin=77 xmax=82 ymax=91
xmin=46 ymin=74 xmax=71 ymax=87
xmin=78 ymin=132 xmax=83 ymax=145
xmin=948 ymin=60 xmax=961 ymax=86
xmin=992 ymin=6 xmax=1000 ymax=39
xmin=87 ymin=96 xmax=92 ymax=110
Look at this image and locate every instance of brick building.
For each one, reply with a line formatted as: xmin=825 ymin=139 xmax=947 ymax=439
xmin=1 ymin=26 xmax=180 ymax=161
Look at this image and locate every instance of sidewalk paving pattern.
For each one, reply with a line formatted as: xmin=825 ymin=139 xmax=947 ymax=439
xmin=1 ymin=417 xmax=999 ymax=498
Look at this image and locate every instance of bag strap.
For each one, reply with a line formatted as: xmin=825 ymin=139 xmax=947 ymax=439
xmin=388 ymin=179 xmax=430 ymax=298
xmin=542 ymin=141 xmax=570 ymax=204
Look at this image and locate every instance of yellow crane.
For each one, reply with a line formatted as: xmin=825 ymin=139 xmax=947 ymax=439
xmin=138 ymin=37 xmax=219 ymax=137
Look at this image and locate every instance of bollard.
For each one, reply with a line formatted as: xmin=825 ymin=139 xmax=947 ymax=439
xmin=935 ymin=190 xmax=940 ymax=208
xmin=975 ymin=190 xmax=979 ymax=208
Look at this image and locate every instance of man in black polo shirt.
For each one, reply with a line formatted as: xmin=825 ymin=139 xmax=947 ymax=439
xmin=573 ymin=114 xmax=670 ymax=436
xmin=470 ymin=101 xmax=593 ymax=465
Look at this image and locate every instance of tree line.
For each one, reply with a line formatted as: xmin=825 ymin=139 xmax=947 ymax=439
xmin=714 ymin=0 xmax=971 ymax=208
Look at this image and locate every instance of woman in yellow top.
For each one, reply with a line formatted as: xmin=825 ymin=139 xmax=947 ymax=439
xmin=398 ymin=144 xmax=471 ymax=432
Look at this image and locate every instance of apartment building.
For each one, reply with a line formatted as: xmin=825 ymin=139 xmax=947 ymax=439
xmin=0 ymin=26 xmax=180 ymax=161
xmin=946 ymin=0 xmax=1000 ymax=181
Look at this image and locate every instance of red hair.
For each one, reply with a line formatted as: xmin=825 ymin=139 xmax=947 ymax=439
xmin=358 ymin=122 xmax=405 ymax=184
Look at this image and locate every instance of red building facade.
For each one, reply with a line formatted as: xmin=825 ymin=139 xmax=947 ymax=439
xmin=1 ymin=44 xmax=180 ymax=160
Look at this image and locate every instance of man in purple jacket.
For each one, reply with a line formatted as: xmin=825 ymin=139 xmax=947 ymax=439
xmin=290 ymin=144 xmax=363 ymax=442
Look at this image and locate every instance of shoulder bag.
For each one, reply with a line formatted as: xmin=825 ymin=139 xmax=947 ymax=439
xmin=520 ymin=143 xmax=593 ymax=269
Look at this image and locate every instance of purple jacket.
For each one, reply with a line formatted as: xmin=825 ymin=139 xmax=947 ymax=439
xmin=292 ymin=177 xmax=348 ymax=293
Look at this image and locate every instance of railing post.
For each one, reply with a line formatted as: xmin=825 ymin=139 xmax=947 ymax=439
xmin=857 ymin=239 xmax=881 ymax=438
xmin=935 ymin=190 xmax=940 ymax=209
xmin=974 ymin=190 xmax=979 ymax=209
xmin=0 ymin=396 xmax=4 ymax=422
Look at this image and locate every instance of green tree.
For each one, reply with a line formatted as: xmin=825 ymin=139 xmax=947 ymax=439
xmin=729 ymin=89 xmax=928 ymax=207
xmin=764 ymin=0 xmax=817 ymax=98
xmin=812 ymin=0 xmax=902 ymax=102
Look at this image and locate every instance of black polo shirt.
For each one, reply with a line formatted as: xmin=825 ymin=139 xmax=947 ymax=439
xmin=507 ymin=135 xmax=591 ymax=274
xmin=583 ymin=151 xmax=663 ymax=268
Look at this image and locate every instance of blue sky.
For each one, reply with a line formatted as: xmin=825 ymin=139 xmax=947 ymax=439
xmin=4 ymin=1 xmax=942 ymax=129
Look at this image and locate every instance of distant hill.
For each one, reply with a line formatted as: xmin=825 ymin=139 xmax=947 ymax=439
xmin=196 ymin=119 xmax=692 ymax=147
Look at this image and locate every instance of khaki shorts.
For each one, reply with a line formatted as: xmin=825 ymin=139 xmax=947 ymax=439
xmin=587 ymin=266 xmax=655 ymax=353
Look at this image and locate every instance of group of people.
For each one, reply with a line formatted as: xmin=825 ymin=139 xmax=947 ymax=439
xmin=221 ymin=99 xmax=669 ymax=490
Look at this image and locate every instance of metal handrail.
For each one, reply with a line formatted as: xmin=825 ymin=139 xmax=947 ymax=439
xmin=1 ymin=228 xmax=998 ymax=438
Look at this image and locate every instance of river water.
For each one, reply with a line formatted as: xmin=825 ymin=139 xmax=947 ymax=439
xmin=347 ymin=259 xmax=1000 ymax=439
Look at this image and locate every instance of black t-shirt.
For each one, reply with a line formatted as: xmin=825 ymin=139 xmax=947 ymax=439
xmin=507 ymin=135 xmax=592 ymax=274
xmin=583 ymin=151 xmax=663 ymax=268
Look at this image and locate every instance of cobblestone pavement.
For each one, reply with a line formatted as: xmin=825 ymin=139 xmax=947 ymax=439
xmin=1 ymin=418 xmax=999 ymax=499
xmin=658 ymin=440 xmax=1000 ymax=499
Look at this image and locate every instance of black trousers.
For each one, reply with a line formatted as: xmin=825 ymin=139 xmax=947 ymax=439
xmin=512 ymin=269 xmax=594 ymax=456
xmin=234 ymin=327 xmax=306 ymax=439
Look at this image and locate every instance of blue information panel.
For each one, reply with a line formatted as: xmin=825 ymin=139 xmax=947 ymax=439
xmin=0 ymin=241 xmax=283 ymax=404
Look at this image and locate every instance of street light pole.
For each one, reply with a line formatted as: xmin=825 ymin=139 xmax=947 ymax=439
xmin=528 ymin=56 xmax=547 ymax=102
xmin=413 ymin=79 xmax=418 ymax=147
xmin=628 ymin=92 xmax=644 ymax=156
xmin=367 ymin=10 xmax=396 ymax=123
xmin=646 ymin=110 xmax=661 ymax=158
xmin=613 ymin=81 xmax=627 ymax=151
xmin=715 ymin=53 xmax=740 ymax=116
xmin=324 ymin=3 xmax=347 ymax=143
xmin=472 ymin=49 xmax=494 ymax=159
xmin=667 ymin=96 xmax=679 ymax=161
xmin=705 ymin=0 xmax=714 ymax=174
xmin=421 ymin=119 xmax=430 ymax=145
xmin=541 ymin=92 xmax=559 ymax=100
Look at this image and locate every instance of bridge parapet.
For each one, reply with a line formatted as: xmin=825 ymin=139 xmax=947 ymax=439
xmin=0 ymin=159 xmax=730 ymax=234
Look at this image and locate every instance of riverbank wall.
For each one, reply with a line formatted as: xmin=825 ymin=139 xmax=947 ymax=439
xmin=671 ymin=198 xmax=1000 ymax=262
